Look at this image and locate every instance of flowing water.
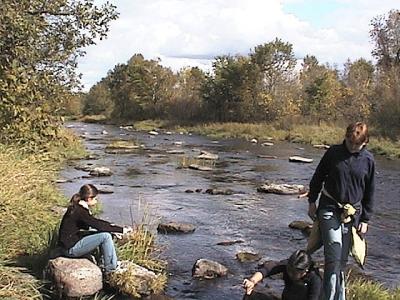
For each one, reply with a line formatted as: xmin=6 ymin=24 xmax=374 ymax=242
xmin=59 ymin=121 xmax=400 ymax=299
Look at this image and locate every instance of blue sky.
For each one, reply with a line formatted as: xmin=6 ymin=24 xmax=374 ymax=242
xmin=77 ymin=0 xmax=399 ymax=90
xmin=283 ymin=0 xmax=340 ymax=28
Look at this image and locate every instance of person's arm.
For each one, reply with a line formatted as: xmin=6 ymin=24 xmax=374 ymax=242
xmin=308 ymin=148 xmax=332 ymax=204
xmin=79 ymin=207 xmax=123 ymax=233
xmin=243 ymin=271 xmax=263 ymax=295
xmin=308 ymin=270 xmax=323 ymax=300
xmin=359 ymin=156 xmax=375 ymax=233
xmin=243 ymin=261 xmax=286 ymax=295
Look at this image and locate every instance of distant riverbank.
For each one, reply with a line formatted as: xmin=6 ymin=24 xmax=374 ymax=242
xmin=80 ymin=116 xmax=400 ymax=159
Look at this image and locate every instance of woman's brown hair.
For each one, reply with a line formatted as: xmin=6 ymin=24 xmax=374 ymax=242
xmin=345 ymin=122 xmax=369 ymax=145
xmin=70 ymin=184 xmax=99 ymax=205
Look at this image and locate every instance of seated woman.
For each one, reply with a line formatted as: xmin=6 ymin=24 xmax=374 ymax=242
xmin=243 ymin=250 xmax=322 ymax=300
xmin=58 ymin=184 xmax=131 ymax=274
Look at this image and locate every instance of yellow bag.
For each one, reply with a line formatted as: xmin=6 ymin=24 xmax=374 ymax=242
xmin=351 ymin=227 xmax=367 ymax=268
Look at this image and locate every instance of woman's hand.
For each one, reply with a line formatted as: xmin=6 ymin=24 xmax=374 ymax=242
xmin=243 ymin=279 xmax=256 ymax=295
xmin=358 ymin=222 xmax=368 ymax=234
xmin=308 ymin=202 xmax=317 ymax=221
xmin=123 ymin=226 xmax=133 ymax=235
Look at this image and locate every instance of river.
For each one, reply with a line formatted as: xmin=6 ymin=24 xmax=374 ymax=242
xmin=58 ymin=121 xmax=400 ymax=299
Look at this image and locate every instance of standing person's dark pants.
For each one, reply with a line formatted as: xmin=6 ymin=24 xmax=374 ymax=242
xmin=318 ymin=203 xmax=353 ymax=300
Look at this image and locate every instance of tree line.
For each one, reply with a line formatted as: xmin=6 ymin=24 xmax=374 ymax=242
xmin=1 ymin=3 xmax=399 ymax=151
xmin=80 ymin=9 xmax=399 ymax=138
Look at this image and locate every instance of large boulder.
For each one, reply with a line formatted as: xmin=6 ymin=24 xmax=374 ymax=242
xmin=47 ymin=257 xmax=102 ymax=298
xmin=192 ymin=259 xmax=228 ymax=279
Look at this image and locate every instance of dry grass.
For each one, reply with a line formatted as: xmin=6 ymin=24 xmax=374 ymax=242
xmin=0 ymin=131 xmax=85 ymax=299
xmin=110 ymin=201 xmax=168 ymax=298
xmin=347 ymin=278 xmax=400 ymax=300
xmin=0 ymin=263 xmax=42 ymax=300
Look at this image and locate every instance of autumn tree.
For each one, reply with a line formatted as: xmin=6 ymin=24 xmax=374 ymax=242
xmin=250 ymin=38 xmax=296 ymax=95
xmin=108 ymin=54 xmax=177 ymax=121
xmin=0 ymin=0 xmax=117 ymax=148
xmin=300 ymin=56 xmax=344 ymax=124
xmin=83 ymin=79 xmax=113 ymax=117
xmin=169 ymin=67 xmax=206 ymax=121
xmin=341 ymin=58 xmax=374 ymax=121
xmin=370 ymin=10 xmax=400 ymax=137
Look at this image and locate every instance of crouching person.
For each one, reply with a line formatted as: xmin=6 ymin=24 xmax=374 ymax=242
xmin=243 ymin=250 xmax=322 ymax=300
xmin=58 ymin=184 xmax=132 ymax=274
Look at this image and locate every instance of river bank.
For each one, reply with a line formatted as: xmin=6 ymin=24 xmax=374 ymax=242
xmin=80 ymin=117 xmax=400 ymax=159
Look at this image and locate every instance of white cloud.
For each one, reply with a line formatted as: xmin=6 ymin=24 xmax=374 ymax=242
xmin=77 ymin=0 xmax=399 ymax=90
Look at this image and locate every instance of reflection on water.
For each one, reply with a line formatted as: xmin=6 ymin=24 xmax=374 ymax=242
xmin=59 ymin=122 xmax=400 ymax=299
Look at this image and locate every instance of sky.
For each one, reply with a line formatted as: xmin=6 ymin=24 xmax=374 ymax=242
xmin=77 ymin=0 xmax=399 ymax=90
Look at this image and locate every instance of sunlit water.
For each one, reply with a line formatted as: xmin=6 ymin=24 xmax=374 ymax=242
xmin=59 ymin=122 xmax=400 ymax=299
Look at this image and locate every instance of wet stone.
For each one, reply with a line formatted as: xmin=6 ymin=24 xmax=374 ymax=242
xmin=257 ymin=183 xmax=306 ymax=195
xmin=216 ymin=240 xmax=244 ymax=246
xmin=157 ymin=222 xmax=196 ymax=234
xmin=236 ymin=251 xmax=261 ymax=262
xmin=192 ymin=259 xmax=228 ymax=279
xmin=205 ymin=188 xmax=234 ymax=195
xmin=289 ymin=156 xmax=313 ymax=163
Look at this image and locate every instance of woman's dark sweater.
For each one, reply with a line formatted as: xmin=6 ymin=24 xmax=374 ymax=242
xmin=259 ymin=260 xmax=322 ymax=300
xmin=58 ymin=204 xmax=123 ymax=249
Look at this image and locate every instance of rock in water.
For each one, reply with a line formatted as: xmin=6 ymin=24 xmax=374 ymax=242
xmin=47 ymin=257 xmax=102 ymax=298
xmin=289 ymin=156 xmax=313 ymax=163
xmin=192 ymin=259 xmax=228 ymax=279
xmin=157 ymin=222 xmax=195 ymax=234
xmin=257 ymin=183 xmax=306 ymax=195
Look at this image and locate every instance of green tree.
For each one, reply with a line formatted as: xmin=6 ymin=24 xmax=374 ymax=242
xmin=202 ymin=55 xmax=262 ymax=122
xmin=300 ymin=57 xmax=344 ymax=124
xmin=370 ymin=9 xmax=400 ymax=137
xmin=370 ymin=9 xmax=400 ymax=70
xmin=250 ymin=38 xmax=296 ymax=94
xmin=341 ymin=58 xmax=374 ymax=121
xmin=83 ymin=79 xmax=113 ymax=117
xmin=109 ymin=54 xmax=176 ymax=121
xmin=169 ymin=67 xmax=206 ymax=121
xmin=0 ymin=0 xmax=117 ymax=148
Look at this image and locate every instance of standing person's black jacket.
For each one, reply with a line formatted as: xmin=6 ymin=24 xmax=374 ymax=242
xmin=58 ymin=203 xmax=123 ymax=250
xmin=259 ymin=260 xmax=322 ymax=300
xmin=308 ymin=141 xmax=375 ymax=223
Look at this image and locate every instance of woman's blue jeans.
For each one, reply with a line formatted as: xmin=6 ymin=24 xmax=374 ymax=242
xmin=67 ymin=232 xmax=117 ymax=273
xmin=318 ymin=207 xmax=352 ymax=300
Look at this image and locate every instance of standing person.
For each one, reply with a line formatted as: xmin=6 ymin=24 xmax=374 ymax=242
xmin=243 ymin=250 xmax=322 ymax=300
xmin=58 ymin=184 xmax=131 ymax=274
xmin=306 ymin=122 xmax=375 ymax=300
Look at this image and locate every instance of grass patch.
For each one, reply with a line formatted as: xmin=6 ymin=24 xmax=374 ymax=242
xmin=0 ymin=263 xmax=42 ymax=300
xmin=110 ymin=201 xmax=167 ymax=298
xmin=178 ymin=121 xmax=399 ymax=159
xmin=177 ymin=156 xmax=216 ymax=169
xmin=0 ymin=129 xmax=85 ymax=298
xmin=106 ymin=140 xmax=140 ymax=150
xmin=132 ymin=120 xmax=169 ymax=132
xmin=347 ymin=278 xmax=400 ymax=300
xmin=80 ymin=114 xmax=108 ymax=124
